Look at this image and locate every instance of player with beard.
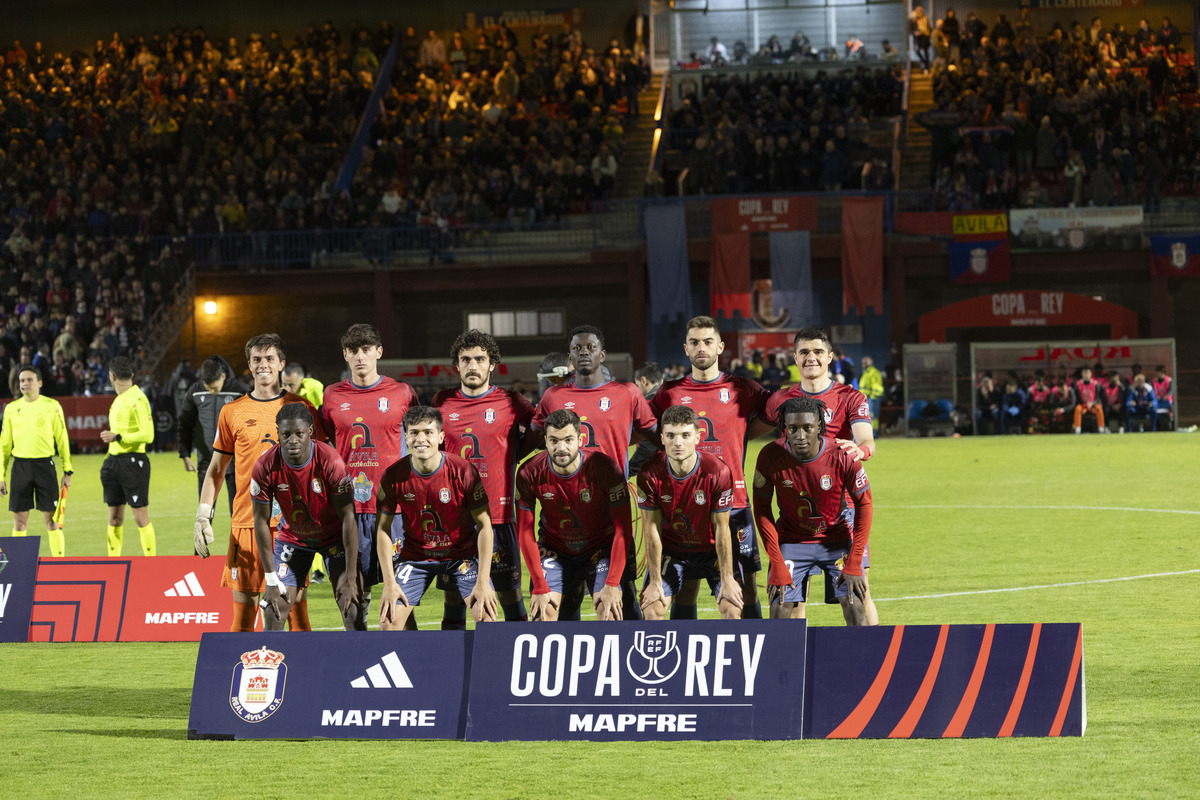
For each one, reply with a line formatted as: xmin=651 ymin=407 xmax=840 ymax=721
xmin=532 ymin=324 xmax=657 ymax=620
xmin=432 ymin=329 xmax=538 ymax=624
xmin=650 ymin=316 xmax=772 ymax=619
xmin=515 ymin=409 xmax=631 ymax=621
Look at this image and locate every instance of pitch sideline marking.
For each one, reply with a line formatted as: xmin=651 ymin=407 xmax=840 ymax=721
xmin=875 ymin=569 xmax=1200 ymax=602
xmin=882 ymin=504 xmax=1200 ymax=516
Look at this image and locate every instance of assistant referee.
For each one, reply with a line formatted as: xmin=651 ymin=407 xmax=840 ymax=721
xmin=0 ymin=365 xmax=73 ymax=556
xmin=99 ymin=356 xmax=157 ymax=557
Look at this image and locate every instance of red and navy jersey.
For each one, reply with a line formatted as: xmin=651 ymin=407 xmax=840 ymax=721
xmin=533 ymin=379 xmax=657 ymax=474
xmin=431 ymin=385 xmax=534 ymax=525
xmin=1075 ymin=379 xmax=1101 ymax=405
xmin=765 ymin=380 xmax=871 ymax=441
xmin=636 ymin=451 xmax=734 ymax=553
xmin=377 ymin=452 xmax=488 ymax=561
xmin=515 ymin=450 xmax=628 ymax=556
xmin=322 ymin=376 xmax=419 ymax=515
xmin=251 ymin=441 xmax=350 ymax=549
xmin=650 ymin=372 xmax=769 ymax=508
xmin=752 ymin=439 xmax=868 ymax=544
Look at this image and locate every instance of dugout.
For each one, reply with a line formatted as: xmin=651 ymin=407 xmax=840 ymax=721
xmin=903 ymin=343 xmax=957 ymax=437
xmin=970 ymin=339 xmax=1177 ymax=434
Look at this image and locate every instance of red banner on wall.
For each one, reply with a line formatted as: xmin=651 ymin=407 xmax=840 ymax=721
xmin=917 ymin=292 xmax=1140 ymax=343
xmin=0 ymin=395 xmax=113 ymax=447
xmin=841 ymin=197 xmax=885 ymax=315
xmin=711 ymin=196 xmax=817 ymax=234
xmin=29 ymin=555 xmax=236 ymax=641
xmin=711 ymin=232 xmax=752 ymax=319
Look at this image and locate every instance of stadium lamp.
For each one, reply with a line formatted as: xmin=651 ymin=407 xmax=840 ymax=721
xmin=204 ymin=300 xmax=217 ymax=315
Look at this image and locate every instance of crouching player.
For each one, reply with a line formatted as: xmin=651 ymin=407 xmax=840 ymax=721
xmin=637 ymin=405 xmax=742 ymax=620
xmin=374 ymin=407 xmax=498 ymax=630
xmin=251 ymin=403 xmax=363 ymax=630
xmin=753 ymin=397 xmax=874 ymax=626
xmin=514 ymin=409 xmax=630 ymax=622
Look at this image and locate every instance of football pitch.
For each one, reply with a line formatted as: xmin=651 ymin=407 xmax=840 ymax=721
xmin=1 ymin=434 xmax=1197 ymax=799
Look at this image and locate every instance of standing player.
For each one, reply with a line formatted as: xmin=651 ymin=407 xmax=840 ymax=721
xmin=0 ymin=365 xmax=72 ymax=556
xmin=375 ymin=407 xmax=498 ymax=630
xmin=178 ymin=355 xmax=248 ymax=511
xmin=514 ymin=409 xmax=631 ymax=621
xmin=322 ymin=323 xmax=419 ymax=625
xmin=764 ymin=326 xmax=880 ymax=624
xmin=432 ymin=330 xmax=536 ymax=623
xmin=650 ymin=316 xmax=772 ymax=619
xmin=251 ymin=403 xmax=362 ymax=630
xmin=754 ymin=397 xmax=873 ymax=626
xmin=194 ymin=334 xmax=323 ymax=632
xmin=99 ymin=356 xmax=156 ymax=557
xmin=637 ymin=405 xmax=742 ymax=620
xmin=532 ymin=324 xmax=658 ymax=620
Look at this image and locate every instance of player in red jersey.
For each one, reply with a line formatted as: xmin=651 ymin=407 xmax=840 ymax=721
xmin=753 ymin=396 xmax=873 ymax=626
xmin=375 ymin=407 xmax=497 ymax=630
xmin=762 ymin=325 xmax=880 ymax=624
xmin=515 ymin=409 xmax=631 ymax=621
xmin=322 ymin=324 xmax=419 ymax=627
xmin=637 ymin=405 xmax=742 ymax=620
xmin=251 ymin=403 xmax=362 ymax=630
xmin=194 ymin=333 xmax=324 ymax=632
xmin=432 ymin=329 xmax=538 ymax=623
xmin=650 ymin=315 xmax=773 ymax=619
xmin=532 ymin=324 xmax=658 ymax=620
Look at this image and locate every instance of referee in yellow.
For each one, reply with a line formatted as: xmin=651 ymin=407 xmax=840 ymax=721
xmin=99 ymin=356 xmax=157 ymax=557
xmin=0 ymin=365 xmax=73 ymax=556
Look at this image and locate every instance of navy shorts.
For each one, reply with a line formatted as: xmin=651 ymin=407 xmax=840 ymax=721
xmin=392 ymin=558 xmax=481 ymax=606
xmin=272 ymin=539 xmax=347 ymax=589
xmin=488 ymin=522 xmax=522 ymax=592
xmin=538 ymin=545 xmax=613 ymax=598
xmin=358 ymin=512 xmax=406 ymax=586
xmin=777 ymin=540 xmax=851 ymax=604
xmin=647 ymin=549 xmax=723 ymax=599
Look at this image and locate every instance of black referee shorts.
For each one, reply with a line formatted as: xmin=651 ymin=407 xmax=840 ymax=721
xmin=100 ymin=453 xmax=151 ymax=509
xmin=9 ymin=457 xmax=57 ymax=513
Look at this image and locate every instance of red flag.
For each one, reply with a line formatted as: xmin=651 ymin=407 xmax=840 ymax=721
xmin=841 ymin=197 xmax=884 ymax=314
xmin=710 ymin=232 xmax=752 ymax=319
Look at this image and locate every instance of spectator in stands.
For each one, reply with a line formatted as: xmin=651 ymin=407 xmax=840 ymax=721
xmin=911 ymin=7 xmax=933 ymax=70
xmin=1157 ymin=18 xmax=1182 ymax=49
xmin=1139 ymin=140 xmax=1164 ymax=212
xmin=705 ymin=36 xmax=729 ymax=66
xmin=1125 ymin=373 xmax=1157 ymax=432
xmin=419 ymin=29 xmax=446 ymax=67
xmin=789 ymin=30 xmax=814 ymax=62
xmin=1090 ymin=160 xmax=1115 ymax=206
xmin=880 ymin=40 xmax=901 ymax=62
xmin=1063 ymin=151 xmax=1087 ymax=207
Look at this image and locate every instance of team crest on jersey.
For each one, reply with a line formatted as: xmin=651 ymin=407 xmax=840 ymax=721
xmin=378 ymin=398 xmax=389 ymax=412
xmin=580 ymin=489 xmax=591 ymax=503
xmin=230 ymin=647 xmax=286 ymax=723
xmin=485 ymin=408 xmax=495 ymax=423
xmin=312 ymin=479 xmax=322 ymax=494
xmin=820 ymin=474 xmax=832 ymax=491
xmin=719 ymin=388 xmax=730 ymax=404
xmin=599 ymin=397 xmax=611 ymax=411
xmin=439 ymin=488 xmax=451 ymax=503
xmin=694 ymin=489 xmax=706 ymax=505
xmin=823 ymin=408 xmax=833 ymax=423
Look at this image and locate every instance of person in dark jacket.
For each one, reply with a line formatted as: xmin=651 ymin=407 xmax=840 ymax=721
xmin=177 ymin=354 xmax=249 ymax=509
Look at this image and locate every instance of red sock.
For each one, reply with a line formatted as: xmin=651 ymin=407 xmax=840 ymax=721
xmin=288 ymin=598 xmax=311 ymax=631
xmin=231 ymin=600 xmax=258 ymax=632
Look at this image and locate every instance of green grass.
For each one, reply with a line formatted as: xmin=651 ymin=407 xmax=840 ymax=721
xmin=1 ymin=436 xmax=1198 ymax=799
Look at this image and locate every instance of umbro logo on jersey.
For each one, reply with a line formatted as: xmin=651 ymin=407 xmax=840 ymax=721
xmin=164 ymin=571 xmax=205 ymax=597
xmin=340 ymin=403 xmax=352 ymax=411
xmin=277 ymin=483 xmax=289 ymax=491
xmin=449 ymin=412 xmax=461 ymax=421
xmin=681 ymin=396 xmax=693 ymax=404
xmin=350 ymin=651 xmax=413 ymax=689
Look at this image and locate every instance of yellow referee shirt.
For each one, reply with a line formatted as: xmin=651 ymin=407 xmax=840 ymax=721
xmin=0 ymin=395 xmax=73 ymax=475
xmin=107 ymin=385 xmax=155 ymax=456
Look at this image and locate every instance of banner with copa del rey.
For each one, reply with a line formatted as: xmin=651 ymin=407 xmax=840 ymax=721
xmin=464 ymin=621 xmax=807 ymax=741
xmin=0 ymin=536 xmax=41 ymax=643
xmin=188 ymin=632 xmax=474 ymax=740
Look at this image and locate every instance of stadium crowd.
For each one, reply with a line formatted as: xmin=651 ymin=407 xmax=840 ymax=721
xmin=671 ymin=67 xmax=904 ymax=194
xmin=914 ymin=9 xmax=1198 ymax=210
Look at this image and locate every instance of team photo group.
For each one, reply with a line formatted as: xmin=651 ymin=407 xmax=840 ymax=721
xmin=178 ymin=316 xmax=877 ymax=634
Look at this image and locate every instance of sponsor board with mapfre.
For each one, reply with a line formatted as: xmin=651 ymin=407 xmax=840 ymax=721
xmin=188 ymin=632 xmax=473 ymax=739
xmin=464 ymin=621 xmax=806 ymax=741
xmin=28 ymin=556 xmax=228 ymax=642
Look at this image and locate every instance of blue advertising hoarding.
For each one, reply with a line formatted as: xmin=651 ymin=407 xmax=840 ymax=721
xmin=0 ymin=536 xmax=40 ymax=642
xmin=465 ymin=621 xmax=807 ymax=741
xmin=188 ymin=632 xmax=473 ymax=740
